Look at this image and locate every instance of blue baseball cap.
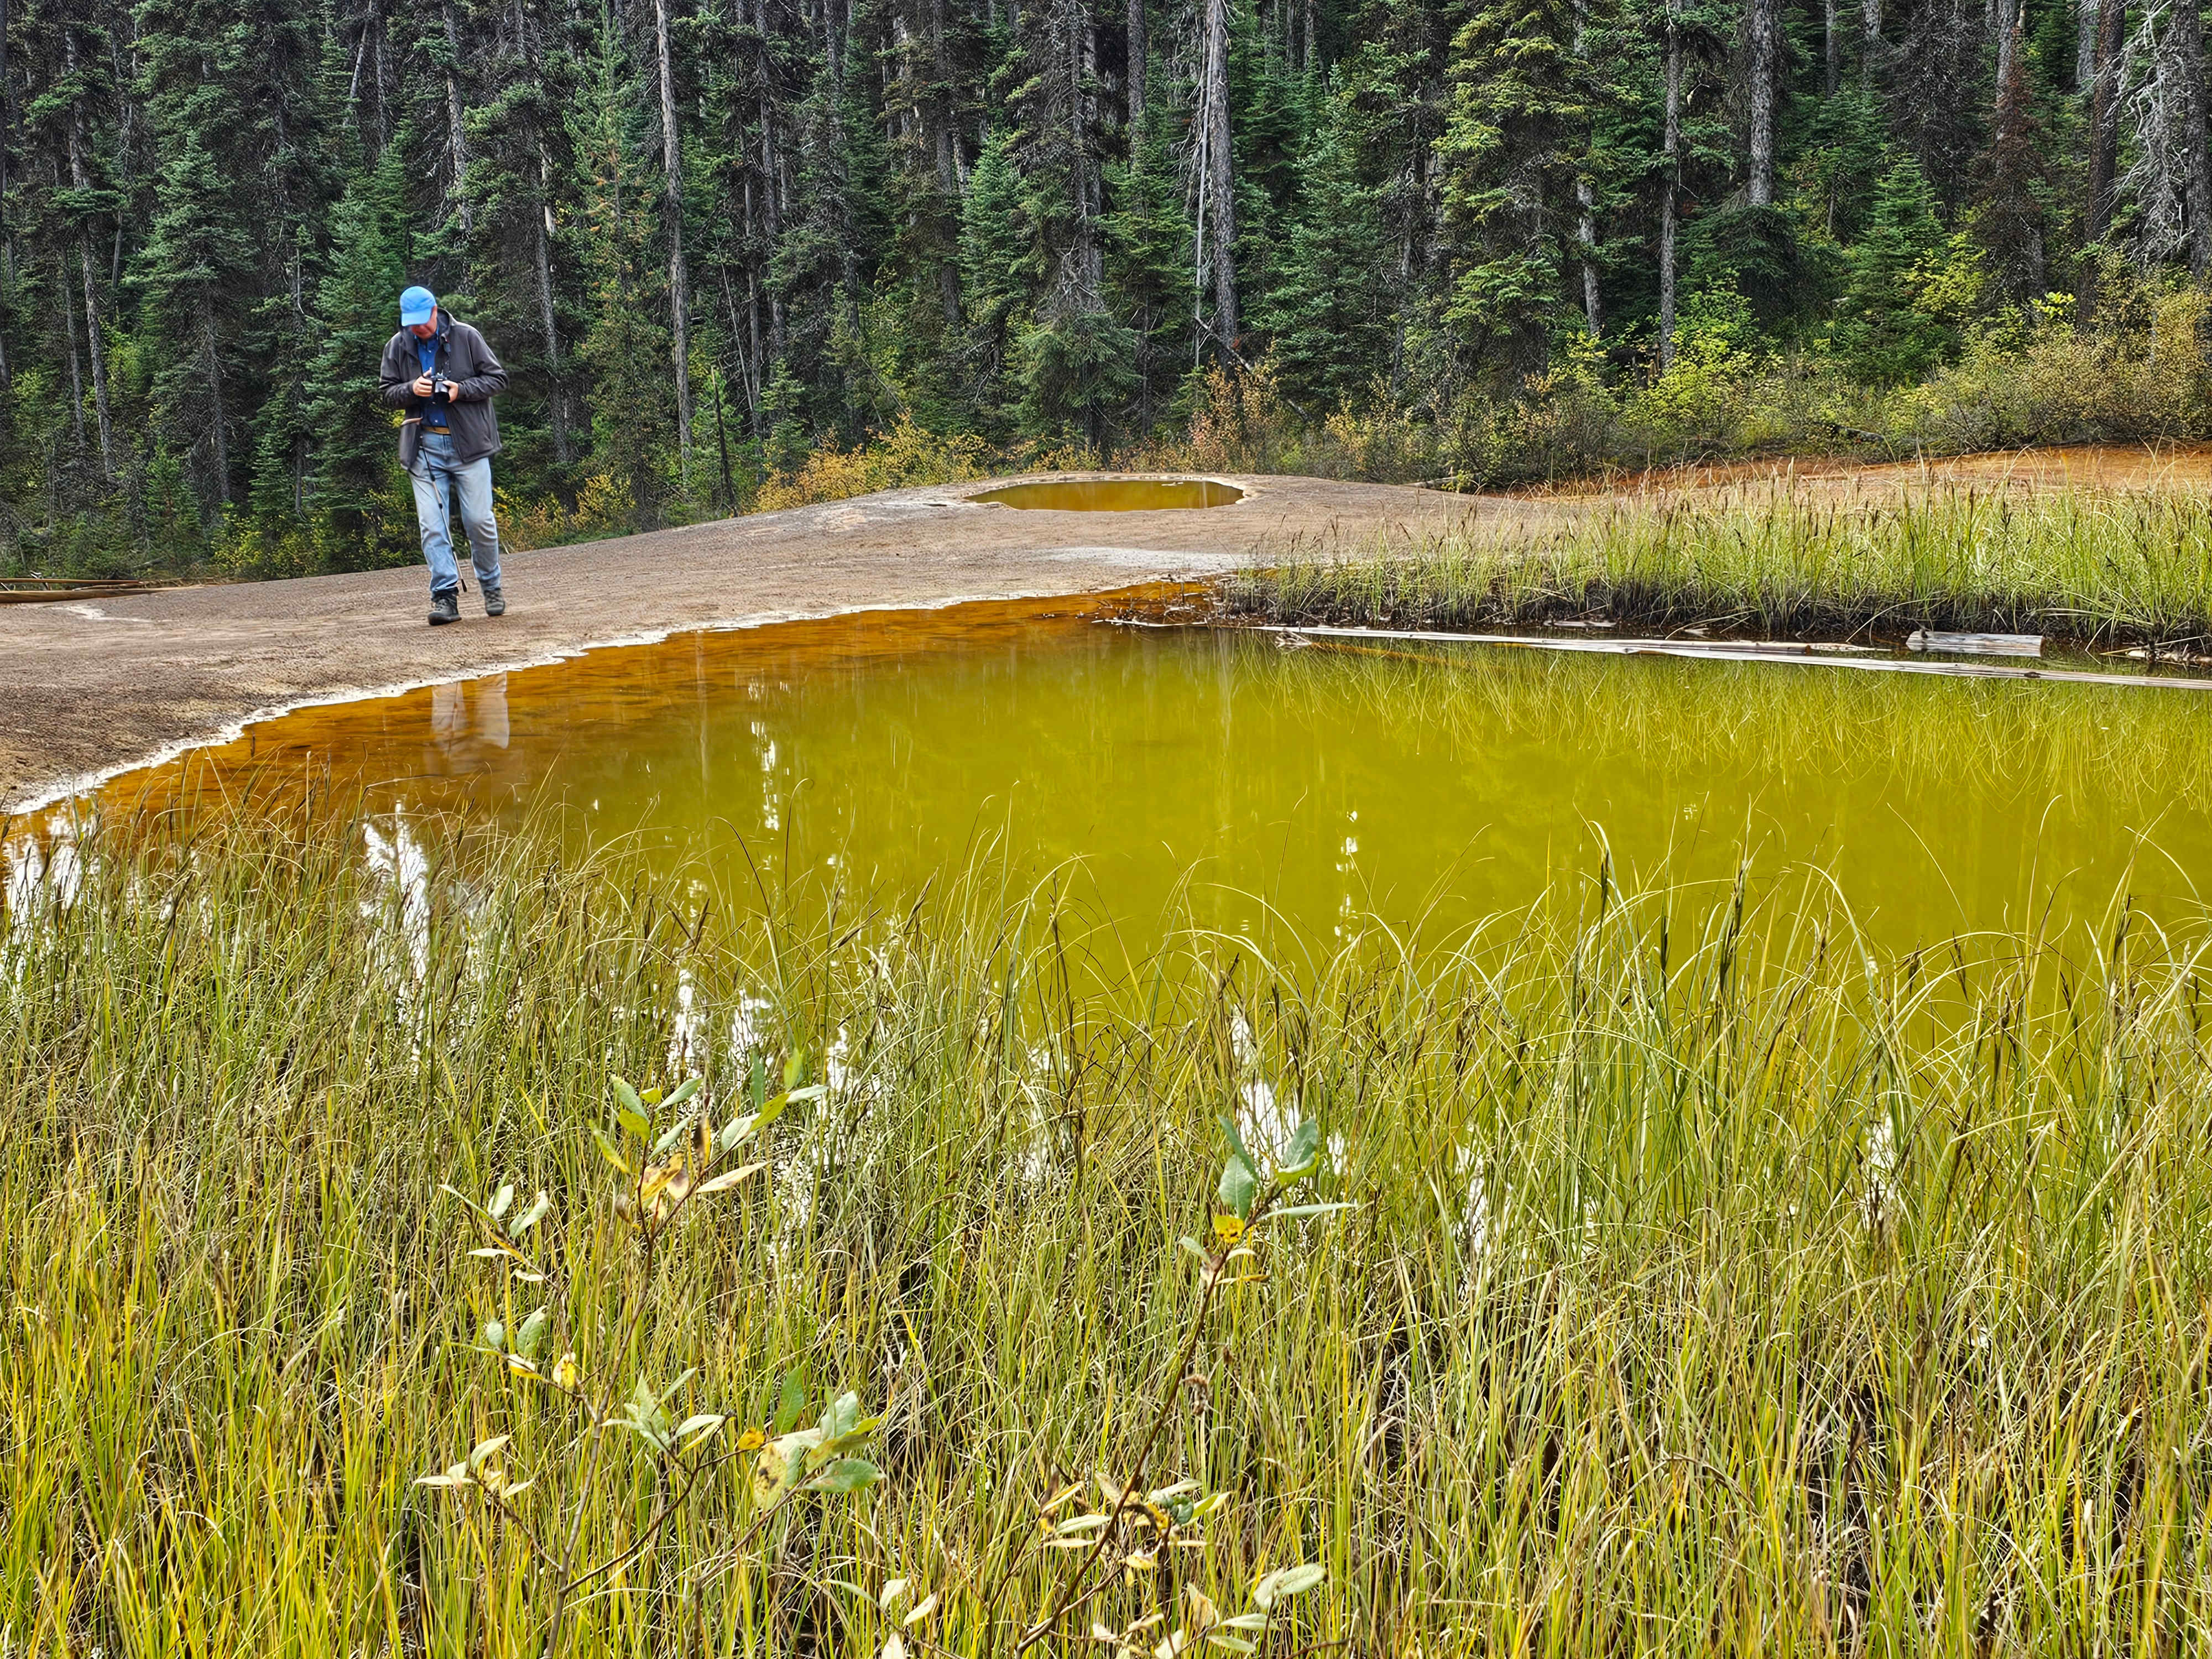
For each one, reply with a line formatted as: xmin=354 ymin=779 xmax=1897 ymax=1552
xmin=399 ymin=285 xmax=437 ymax=325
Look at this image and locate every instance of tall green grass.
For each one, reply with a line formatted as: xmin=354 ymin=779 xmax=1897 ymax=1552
xmin=1230 ymin=486 xmax=2212 ymax=647
xmin=7 ymin=811 xmax=2212 ymax=1652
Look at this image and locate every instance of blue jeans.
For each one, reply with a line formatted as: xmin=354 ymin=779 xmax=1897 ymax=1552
xmin=410 ymin=430 xmax=502 ymax=597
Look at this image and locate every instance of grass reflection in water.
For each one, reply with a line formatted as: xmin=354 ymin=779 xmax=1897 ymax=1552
xmin=80 ymin=593 xmax=2212 ymax=959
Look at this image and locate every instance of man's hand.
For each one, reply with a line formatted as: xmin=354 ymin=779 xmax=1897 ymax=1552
xmin=413 ymin=374 xmax=437 ymax=399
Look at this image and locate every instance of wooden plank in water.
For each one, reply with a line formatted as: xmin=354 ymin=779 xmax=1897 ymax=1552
xmin=1907 ymin=629 xmax=2042 ymax=656
xmin=1217 ymin=623 xmax=2212 ymax=693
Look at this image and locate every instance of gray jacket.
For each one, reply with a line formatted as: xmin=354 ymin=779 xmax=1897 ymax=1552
xmin=379 ymin=315 xmax=507 ymax=471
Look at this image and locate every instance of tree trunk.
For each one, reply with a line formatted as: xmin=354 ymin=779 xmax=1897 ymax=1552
xmin=202 ymin=302 xmax=229 ymax=505
xmin=535 ymin=143 xmax=571 ymax=466
xmin=78 ymin=237 xmax=115 ymax=478
xmin=932 ymin=0 xmax=961 ymax=324
xmin=2171 ymin=0 xmax=2212 ymax=279
xmin=655 ymin=0 xmax=693 ymax=473
xmin=65 ymin=34 xmax=114 ymax=478
xmin=1126 ymin=0 xmax=1145 ymax=129
xmin=1861 ymin=0 xmax=1880 ymax=84
xmin=2078 ymin=0 xmax=2098 ymax=89
xmin=441 ymin=0 xmax=471 ymax=236
xmin=1202 ymin=0 xmax=1238 ymax=352
xmin=1660 ymin=0 xmax=1681 ymax=371
xmin=61 ymin=258 xmax=87 ymax=457
xmin=1572 ymin=2 xmax=1600 ymax=336
xmin=1747 ymin=0 xmax=1778 ymax=206
xmin=2081 ymin=0 xmax=2125 ymax=324
xmin=756 ymin=0 xmax=787 ymax=366
xmin=1994 ymin=0 xmax=2016 ymax=94
xmin=0 ymin=0 xmax=11 ymax=394
xmin=1074 ymin=0 xmax=1101 ymax=297
xmin=1825 ymin=0 xmax=1840 ymax=93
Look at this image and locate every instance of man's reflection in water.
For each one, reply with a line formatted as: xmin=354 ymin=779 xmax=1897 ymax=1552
xmin=428 ymin=675 xmax=510 ymax=771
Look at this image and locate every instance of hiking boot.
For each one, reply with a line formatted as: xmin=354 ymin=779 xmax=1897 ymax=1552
xmin=483 ymin=583 xmax=505 ymax=618
xmin=429 ymin=589 xmax=461 ymax=626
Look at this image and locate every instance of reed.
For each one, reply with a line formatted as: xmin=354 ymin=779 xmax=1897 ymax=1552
xmin=1228 ymin=484 xmax=2212 ymax=648
xmin=6 ymin=808 xmax=2212 ymax=1653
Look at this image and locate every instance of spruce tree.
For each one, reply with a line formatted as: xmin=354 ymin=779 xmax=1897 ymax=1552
xmin=303 ymin=140 xmax=410 ymax=559
xmin=1259 ymin=120 xmax=1390 ymax=410
xmin=958 ymin=126 xmax=1034 ymax=417
xmin=1831 ymin=156 xmax=1958 ymax=381
xmin=1436 ymin=0 xmax=1601 ymax=384
xmin=572 ymin=6 xmax=677 ymax=523
xmin=1103 ymin=106 xmax=1194 ymax=434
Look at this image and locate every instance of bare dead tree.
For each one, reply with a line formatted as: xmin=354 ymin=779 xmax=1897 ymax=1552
xmin=2167 ymin=0 xmax=2212 ymax=276
xmin=654 ymin=0 xmax=692 ymax=474
xmin=1574 ymin=0 xmax=1600 ymax=336
xmin=1746 ymin=0 xmax=1778 ymax=205
xmin=1199 ymin=0 xmax=1238 ymax=353
xmin=1127 ymin=0 xmax=1145 ymax=128
xmin=2081 ymin=0 xmax=2126 ymax=322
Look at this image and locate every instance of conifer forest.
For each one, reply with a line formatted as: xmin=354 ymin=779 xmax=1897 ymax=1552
xmin=4 ymin=0 xmax=2212 ymax=571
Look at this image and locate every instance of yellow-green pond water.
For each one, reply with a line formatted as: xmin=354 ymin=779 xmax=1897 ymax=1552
xmin=46 ymin=595 xmax=2212 ymax=956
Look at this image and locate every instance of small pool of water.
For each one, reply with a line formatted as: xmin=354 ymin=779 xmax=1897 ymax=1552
xmin=41 ymin=596 xmax=2212 ymax=956
xmin=970 ymin=478 xmax=1244 ymax=510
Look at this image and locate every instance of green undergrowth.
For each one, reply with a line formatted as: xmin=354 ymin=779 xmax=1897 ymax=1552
xmin=7 ymin=810 xmax=2212 ymax=1652
xmin=1227 ymin=484 xmax=2212 ymax=649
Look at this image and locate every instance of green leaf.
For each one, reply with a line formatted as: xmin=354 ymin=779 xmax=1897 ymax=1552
xmin=1217 ymin=1152 xmax=1260 ymax=1221
xmin=589 ymin=1126 xmax=632 ymax=1176
xmin=717 ymin=1113 xmax=759 ymax=1155
xmin=1218 ymin=1113 xmax=1255 ymax=1171
xmin=510 ymin=1190 xmax=552 ymax=1234
xmin=483 ymin=1319 xmax=506 ymax=1353
xmin=1280 ymin=1118 xmax=1323 ymax=1179
xmin=817 ymin=1390 xmax=863 ymax=1443
xmin=665 ymin=1078 xmax=702 ymax=1111
xmin=810 ymin=1457 xmax=881 ymax=1494
xmin=753 ymin=1089 xmax=797 ymax=1133
xmin=1251 ymin=1563 xmax=1324 ymax=1609
xmin=651 ymin=1119 xmax=689 ymax=1158
xmin=515 ymin=1307 xmax=549 ymax=1360
xmin=748 ymin=1057 xmax=768 ymax=1109
xmin=489 ymin=1182 xmax=515 ymax=1219
xmin=1180 ymin=1236 xmax=1208 ymax=1261
xmin=674 ymin=1412 xmax=727 ymax=1446
xmin=773 ymin=1368 xmax=808 ymax=1434
xmin=782 ymin=1051 xmax=807 ymax=1091
xmin=695 ymin=1162 xmax=763 ymax=1197
xmin=617 ymin=1105 xmax=652 ymax=1142
xmin=1265 ymin=1202 xmax=1357 ymax=1222
xmin=612 ymin=1075 xmax=644 ymax=1118
xmin=467 ymin=1433 xmax=512 ymax=1470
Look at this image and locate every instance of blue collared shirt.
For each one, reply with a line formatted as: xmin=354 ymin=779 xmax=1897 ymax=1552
xmin=416 ymin=335 xmax=449 ymax=430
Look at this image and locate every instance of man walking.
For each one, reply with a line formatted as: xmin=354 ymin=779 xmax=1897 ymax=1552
xmin=380 ymin=285 xmax=510 ymax=625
